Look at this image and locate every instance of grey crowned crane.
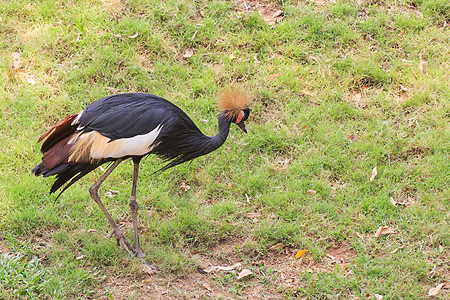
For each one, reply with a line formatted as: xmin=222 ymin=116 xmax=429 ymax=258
xmin=32 ymin=86 xmax=251 ymax=264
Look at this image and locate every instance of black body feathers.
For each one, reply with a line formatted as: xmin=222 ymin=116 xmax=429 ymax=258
xmin=32 ymin=93 xmax=241 ymax=196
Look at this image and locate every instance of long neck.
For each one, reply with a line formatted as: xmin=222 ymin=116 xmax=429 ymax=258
xmin=207 ymin=112 xmax=231 ymax=152
xmin=154 ymin=112 xmax=232 ymax=171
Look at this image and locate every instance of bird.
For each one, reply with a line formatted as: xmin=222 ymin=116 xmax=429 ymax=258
xmin=32 ymin=86 xmax=251 ymax=264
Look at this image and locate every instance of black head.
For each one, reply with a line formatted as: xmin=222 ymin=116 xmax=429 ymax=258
xmin=231 ymin=107 xmax=251 ymax=133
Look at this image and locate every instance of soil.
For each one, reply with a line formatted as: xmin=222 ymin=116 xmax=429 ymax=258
xmin=95 ymin=239 xmax=357 ymax=299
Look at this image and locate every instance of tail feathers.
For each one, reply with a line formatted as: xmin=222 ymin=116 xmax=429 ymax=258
xmin=39 ymin=113 xmax=80 ymax=153
xmin=45 ymin=164 xmax=71 ymax=178
xmin=32 ymin=162 xmax=99 ymax=197
xmin=32 ymin=163 xmax=46 ymax=176
xmin=33 ymin=112 xmax=99 ymax=198
xmin=32 ymin=162 xmax=70 ymax=178
xmin=52 ymin=164 xmax=98 ymax=198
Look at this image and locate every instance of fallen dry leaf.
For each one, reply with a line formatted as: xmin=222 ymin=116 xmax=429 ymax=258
xmin=12 ymin=52 xmax=21 ymax=70
xmin=245 ymin=212 xmax=262 ymax=218
xmin=229 ymin=54 xmax=237 ymax=60
xmin=301 ymin=89 xmax=315 ymax=96
xmin=258 ymin=9 xmax=284 ymax=25
xmin=418 ymin=55 xmax=427 ymax=73
xmin=183 ymin=48 xmax=194 ymax=58
xmin=142 ymin=263 xmax=157 ymax=275
xmin=76 ymin=255 xmax=85 ymax=260
xmin=35 ymin=250 xmax=51 ymax=262
xmin=355 ymin=231 xmax=366 ymax=242
xmin=308 ymin=55 xmax=319 ymax=63
xmin=87 ymin=229 xmax=97 ymax=233
xmin=389 ymin=197 xmax=397 ymax=206
xmin=201 ymin=263 xmax=242 ymax=273
xmin=105 ymin=189 xmax=120 ymax=198
xmin=390 ymin=195 xmax=414 ymax=206
xmin=253 ymin=53 xmax=260 ymax=65
xmin=199 ymin=282 xmax=212 ymax=291
xmin=399 ymin=85 xmax=408 ymax=93
xmin=369 ymin=166 xmax=378 ymax=181
xmin=237 ymin=269 xmax=253 ymax=280
xmin=295 ymin=249 xmax=308 ymax=259
xmin=389 ymin=246 xmax=404 ymax=254
xmin=236 ymin=2 xmax=283 ymax=26
xmin=127 ymin=32 xmax=139 ymax=38
xmin=428 ymin=283 xmax=445 ymax=296
xmin=272 ymin=10 xmax=284 ymax=18
xmin=327 ymin=254 xmax=345 ymax=264
xmin=306 ymin=189 xmax=317 ymax=195
xmin=374 ymin=294 xmax=383 ymax=300
xmin=276 ymin=157 xmax=291 ymax=167
xmin=374 ymin=226 xmax=396 ymax=238
xmin=27 ymin=78 xmax=37 ymax=85
xmin=179 ymin=182 xmax=190 ymax=192
xmin=344 ymin=270 xmax=354 ymax=277
xmin=269 ymin=73 xmax=280 ymax=81
xmin=269 ymin=243 xmax=286 ymax=251
xmin=312 ymin=0 xmax=327 ymax=5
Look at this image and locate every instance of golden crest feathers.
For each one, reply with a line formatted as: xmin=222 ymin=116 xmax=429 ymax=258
xmin=217 ymin=85 xmax=251 ymax=119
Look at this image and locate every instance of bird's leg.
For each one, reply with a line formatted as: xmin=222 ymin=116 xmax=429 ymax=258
xmin=89 ymin=159 xmax=137 ymax=257
xmin=129 ymin=158 xmax=157 ymax=270
xmin=129 ymin=157 xmax=145 ymax=258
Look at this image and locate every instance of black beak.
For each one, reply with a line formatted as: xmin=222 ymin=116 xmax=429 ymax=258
xmin=237 ymin=121 xmax=247 ymax=133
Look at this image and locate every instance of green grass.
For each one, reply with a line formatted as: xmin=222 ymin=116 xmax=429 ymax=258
xmin=1 ymin=0 xmax=449 ymax=298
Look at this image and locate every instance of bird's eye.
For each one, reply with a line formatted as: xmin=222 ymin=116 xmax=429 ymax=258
xmin=241 ymin=108 xmax=250 ymax=121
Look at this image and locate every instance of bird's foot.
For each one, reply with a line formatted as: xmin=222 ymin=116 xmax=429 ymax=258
xmin=111 ymin=228 xmax=137 ymax=257
xmin=134 ymin=244 xmax=157 ymax=270
xmin=142 ymin=260 xmax=158 ymax=271
xmin=135 ymin=247 xmax=146 ymax=259
xmin=129 ymin=244 xmax=157 ymax=271
xmin=110 ymin=229 xmax=157 ymax=270
xmin=131 ymin=247 xmax=158 ymax=271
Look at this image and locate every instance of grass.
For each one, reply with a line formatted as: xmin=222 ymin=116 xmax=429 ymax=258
xmin=0 ymin=0 xmax=449 ymax=298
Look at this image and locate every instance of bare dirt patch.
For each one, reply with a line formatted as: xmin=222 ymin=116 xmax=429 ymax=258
xmin=235 ymin=0 xmax=284 ymax=26
xmin=97 ymin=274 xmax=234 ymax=300
xmin=345 ymin=91 xmax=369 ymax=109
xmin=97 ymin=264 xmax=239 ymax=299
xmin=95 ymin=239 xmax=357 ymax=298
xmin=0 ymin=239 xmax=11 ymax=254
xmin=261 ymin=241 xmax=356 ymax=283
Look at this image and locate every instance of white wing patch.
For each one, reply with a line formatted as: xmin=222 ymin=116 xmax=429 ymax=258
xmin=68 ymin=125 xmax=163 ymax=162
xmin=71 ymin=111 xmax=83 ymax=126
